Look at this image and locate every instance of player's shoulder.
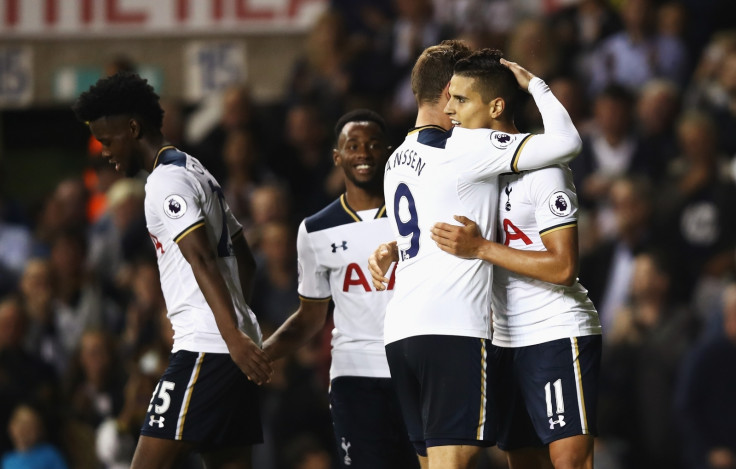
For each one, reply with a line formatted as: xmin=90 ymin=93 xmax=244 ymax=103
xmin=303 ymin=195 xmax=362 ymax=234
xmin=525 ymin=163 xmax=571 ymax=180
xmin=448 ymin=127 xmax=529 ymax=153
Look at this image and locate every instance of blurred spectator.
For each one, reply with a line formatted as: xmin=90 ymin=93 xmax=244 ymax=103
xmin=87 ymin=177 xmax=151 ymax=298
xmin=33 ymin=178 xmax=89 ymax=257
xmin=0 ymin=297 xmax=58 ymax=456
xmin=708 ymin=48 xmax=736 ymax=159
xmin=2 ymin=404 xmax=68 ymax=469
xmin=571 ymin=84 xmax=643 ymax=216
xmin=634 ymin=78 xmax=681 ymax=185
xmin=286 ymin=9 xmax=353 ymax=124
xmin=550 ymin=0 xmax=622 ymax=76
xmin=267 ymin=103 xmax=336 ymax=221
xmin=19 ymin=259 xmax=66 ymax=374
xmin=192 ymin=84 xmax=257 ymax=184
xmin=63 ymin=330 xmax=126 ymax=429
xmin=587 ymin=0 xmax=688 ymax=96
xmin=221 ymin=128 xmax=276 ymax=227
xmin=247 ymin=183 xmax=294 ymax=247
xmin=250 ymin=222 xmax=300 ymax=331
xmin=50 ymin=231 xmax=123 ymax=356
xmin=506 ymin=17 xmax=561 ymax=80
xmin=655 ymin=111 xmax=736 ymax=303
xmin=119 ymin=259 xmax=166 ymax=362
xmin=684 ymin=30 xmax=736 ymax=111
xmin=676 ymin=282 xmax=736 ymax=469
xmin=0 ymin=218 xmax=32 ymax=297
xmin=598 ymin=250 xmax=698 ymax=469
xmin=580 ymin=175 xmax=655 ymax=333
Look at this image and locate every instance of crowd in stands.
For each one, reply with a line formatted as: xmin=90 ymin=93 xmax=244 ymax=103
xmin=1 ymin=0 xmax=735 ymax=468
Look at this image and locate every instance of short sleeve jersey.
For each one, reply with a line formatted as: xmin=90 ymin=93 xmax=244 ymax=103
xmin=492 ymin=165 xmax=601 ymax=347
xmin=145 ymin=146 xmax=262 ymax=353
xmin=298 ymin=195 xmax=395 ymax=379
xmin=383 ymin=126 xmax=533 ymax=344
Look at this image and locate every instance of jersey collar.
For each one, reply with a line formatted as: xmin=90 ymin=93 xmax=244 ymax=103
xmin=340 ymin=193 xmax=386 ymax=222
xmin=152 ymin=145 xmax=177 ymax=170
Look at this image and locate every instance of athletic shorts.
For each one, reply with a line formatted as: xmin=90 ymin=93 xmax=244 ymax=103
xmin=140 ymin=350 xmax=263 ymax=451
xmin=330 ymin=376 xmax=419 ymax=469
xmin=494 ymin=335 xmax=601 ymax=450
xmin=385 ymin=335 xmax=496 ymax=456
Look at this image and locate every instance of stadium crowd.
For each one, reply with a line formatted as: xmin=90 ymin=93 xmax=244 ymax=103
xmin=1 ymin=0 xmax=735 ymax=468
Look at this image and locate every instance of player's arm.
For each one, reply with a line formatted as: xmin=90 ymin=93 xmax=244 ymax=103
xmin=177 ymin=225 xmax=273 ymax=384
xmin=231 ymin=229 xmax=257 ymax=304
xmin=262 ymin=299 xmax=330 ymax=360
xmin=368 ymin=241 xmax=398 ymax=291
xmin=430 ymin=216 xmax=579 ymax=286
xmin=502 ymin=59 xmax=582 ymax=172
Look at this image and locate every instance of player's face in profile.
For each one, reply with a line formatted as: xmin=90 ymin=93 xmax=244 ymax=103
xmin=334 ymin=121 xmax=389 ymax=190
xmin=444 ymin=75 xmax=493 ymax=130
xmin=88 ymin=115 xmax=142 ymax=177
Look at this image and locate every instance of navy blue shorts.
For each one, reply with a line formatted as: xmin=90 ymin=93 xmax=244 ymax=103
xmin=139 ymin=350 xmax=262 ymax=451
xmin=385 ymin=335 xmax=496 ymax=456
xmin=494 ymin=335 xmax=601 ymax=450
xmin=330 ymin=376 xmax=419 ymax=469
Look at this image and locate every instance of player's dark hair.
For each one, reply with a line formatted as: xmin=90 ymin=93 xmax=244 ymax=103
xmin=334 ymin=109 xmax=387 ymax=141
xmin=453 ymin=49 xmax=520 ymax=120
xmin=411 ymin=40 xmax=473 ymax=105
xmin=72 ymin=72 xmax=164 ymax=130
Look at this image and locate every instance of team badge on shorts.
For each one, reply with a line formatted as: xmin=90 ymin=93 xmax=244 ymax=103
xmin=548 ymin=191 xmax=572 ymax=217
xmin=490 ymin=131 xmax=515 ymax=149
xmin=164 ymin=195 xmax=187 ymax=219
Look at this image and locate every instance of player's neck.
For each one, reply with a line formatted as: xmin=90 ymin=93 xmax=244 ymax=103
xmin=415 ymin=105 xmax=452 ymax=131
xmin=490 ymin=119 xmax=519 ymax=134
xmin=344 ymin=187 xmax=383 ymax=212
xmin=143 ymin=137 xmax=169 ymax=172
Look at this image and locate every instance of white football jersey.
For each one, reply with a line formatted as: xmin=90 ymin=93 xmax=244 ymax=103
xmin=492 ymin=165 xmax=601 ymax=347
xmin=383 ymin=77 xmax=583 ymax=345
xmin=298 ymin=195 xmax=395 ymax=379
xmin=145 ymin=146 xmax=262 ymax=354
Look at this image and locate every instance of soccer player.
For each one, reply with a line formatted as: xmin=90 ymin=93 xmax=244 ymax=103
xmin=262 ymin=109 xmax=419 ymax=469
xmin=72 ymin=72 xmax=272 ymax=469
xmin=377 ymin=46 xmax=583 ymax=469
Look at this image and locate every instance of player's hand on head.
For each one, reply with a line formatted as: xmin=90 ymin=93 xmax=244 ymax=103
xmin=500 ymin=58 xmax=536 ymax=92
xmin=228 ymin=333 xmax=273 ymax=385
xmin=369 ymin=241 xmax=398 ymax=291
xmin=430 ymin=215 xmax=483 ymax=259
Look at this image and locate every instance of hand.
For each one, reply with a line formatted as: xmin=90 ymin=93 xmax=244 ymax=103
xmin=430 ymin=215 xmax=484 ymax=259
xmin=226 ymin=332 xmax=273 ymax=385
xmin=500 ymin=58 xmax=536 ymax=92
xmin=708 ymin=448 xmax=736 ymax=469
xmin=369 ymin=241 xmax=398 ymax=291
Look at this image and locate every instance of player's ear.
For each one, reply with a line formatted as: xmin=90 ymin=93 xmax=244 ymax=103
xmin=489 ymin=97 xmax=505 ymax=119
xmin=332 ymin=148 xmax=340 ymax=166
xmin=128 ymin=118 xmax=142 ymax=139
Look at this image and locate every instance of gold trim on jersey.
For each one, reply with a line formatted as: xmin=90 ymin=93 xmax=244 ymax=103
xmin=152 ymin=145 xmax=177 ymax=170
xmin=510 ymin=135 xmax=533 ymax=173
xmin=375 ymin=205 xmax=387 ymax=219
xmin=176 ymin=352 xmax=205 ymax=440
xmin=539 ymin=222 xmax=577 ymax=237
xmin=340 ymin=194 xmax=362 ymax=222
xmin=174 ymin=220 xmax=205 ymax=243
xmin=406 ymin=125 xmax=446 ymax=136
xmin=298 ymin=295 xmax=332 ymax=303
xmin=571 ymin=338 xmax=589 ymax=434
xmin=476 ymin=338 xmax=488 ymax=439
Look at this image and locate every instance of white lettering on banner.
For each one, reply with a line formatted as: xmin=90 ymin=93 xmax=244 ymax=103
xmin=0 ymin=0 xmax=327 ymax=37
xmin=0 ymin=46 xmax=32 ymax=107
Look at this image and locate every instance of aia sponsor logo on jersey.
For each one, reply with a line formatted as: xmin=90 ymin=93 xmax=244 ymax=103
xmin=343 ymin=263 xmax=395 ymax=292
